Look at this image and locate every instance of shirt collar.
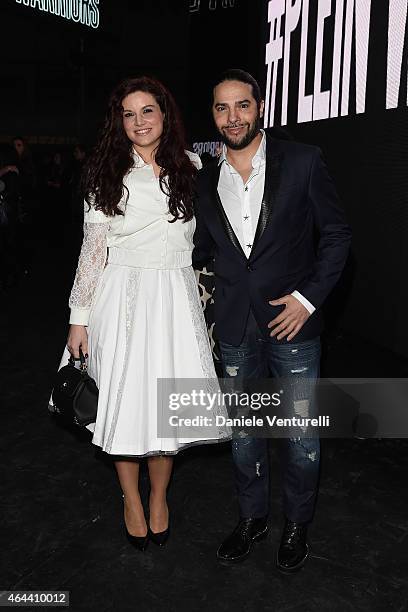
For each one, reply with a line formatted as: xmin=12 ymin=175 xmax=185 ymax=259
xmin=218 ymin=129 xmax=266 ymax=168
xmin=132 ymin=147 xmax=149 ymax=168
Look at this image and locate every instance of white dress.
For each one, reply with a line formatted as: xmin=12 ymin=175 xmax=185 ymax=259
xmin=50 ymin=150 xmax=230 ymax=456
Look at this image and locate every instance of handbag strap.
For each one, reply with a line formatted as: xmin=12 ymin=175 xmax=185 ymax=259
xmin=68 ymin=347 xmax=87 ymax=371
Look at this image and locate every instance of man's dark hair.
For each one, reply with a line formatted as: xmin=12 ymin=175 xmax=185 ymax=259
xmin=212 ymin=69 xmax=262 ymax=107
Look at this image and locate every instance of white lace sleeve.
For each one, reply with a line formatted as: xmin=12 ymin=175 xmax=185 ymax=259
xmin=69 ymin=219 xmax=109 ymax=326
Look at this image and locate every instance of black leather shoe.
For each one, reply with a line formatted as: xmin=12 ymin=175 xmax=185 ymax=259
xmin=148 ymin=524 xmax=170 ymax=547
xmin=216 ymin=517 xmax=268 ymax=563
xmin=125 ymin=527 xmax=149 ymax=551
xmin=276 ymin=519 xmax=309 ymax=573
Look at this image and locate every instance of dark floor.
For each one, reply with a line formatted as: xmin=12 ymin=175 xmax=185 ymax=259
xmin=1 ymin=227 xmax=408 ymax=612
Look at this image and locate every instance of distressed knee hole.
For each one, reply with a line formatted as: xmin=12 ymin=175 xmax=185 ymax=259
xmin=226 ymin=365 xmax=239 ymax=377
xmin=294 ymin=399 xmax=309 ymax=418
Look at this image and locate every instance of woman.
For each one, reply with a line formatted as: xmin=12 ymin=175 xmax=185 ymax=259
xmin=51 ymin=77 xmax=229 ymax=551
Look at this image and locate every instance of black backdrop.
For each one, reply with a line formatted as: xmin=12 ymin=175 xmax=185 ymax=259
xmin=187 ymin=0 xmax=408 ymax=360
xmin=1 ymin=0 xmax=408 ymax=358
xmin=0 ymin=0 xmax=189 ymax=145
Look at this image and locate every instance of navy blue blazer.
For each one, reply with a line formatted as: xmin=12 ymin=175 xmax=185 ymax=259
xmin=192 ymin=134 xmax=352 ymax=346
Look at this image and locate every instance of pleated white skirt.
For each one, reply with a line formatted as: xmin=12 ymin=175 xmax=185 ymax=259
xmin=53 ymin=263 xmax=230 ymax=456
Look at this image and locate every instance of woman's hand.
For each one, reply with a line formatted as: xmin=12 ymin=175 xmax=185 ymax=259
xmin=67 ymin=324 xmax=88 ymax=359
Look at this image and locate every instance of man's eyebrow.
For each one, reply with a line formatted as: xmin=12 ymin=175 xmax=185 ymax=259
xmin=214 ymin=99 xmax=252 ymax=106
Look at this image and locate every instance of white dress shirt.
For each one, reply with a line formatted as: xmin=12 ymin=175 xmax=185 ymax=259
xmin=217 ymin=130 xmax=315 ymax=314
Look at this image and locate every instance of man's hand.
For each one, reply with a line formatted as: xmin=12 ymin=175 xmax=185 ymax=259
xmin=267 ymin=295 xmax=311 ymax=341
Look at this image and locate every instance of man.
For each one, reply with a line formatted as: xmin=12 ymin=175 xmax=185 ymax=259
xmin=193 ymin=69 xmax=351 ymax=571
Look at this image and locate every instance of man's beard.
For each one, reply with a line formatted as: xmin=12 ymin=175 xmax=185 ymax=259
xmin=220 ymin=114 xmax=261 ymax=150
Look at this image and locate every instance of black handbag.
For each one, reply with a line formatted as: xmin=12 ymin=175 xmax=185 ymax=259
xmin=51 ymin=349 xmax=98 ymax=426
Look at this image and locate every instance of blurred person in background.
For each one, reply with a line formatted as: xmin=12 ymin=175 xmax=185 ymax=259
xmin=45 ymin=151 xmax=65 ymax=192
xmin=0 ymin=146 xmax=21 ymax=289
xmin=11 ymin=137 xmax=37 ymax=274
xmin=12 ymin=136 xmax=36 ymax=219
xmin=69 ymin=144 xmax=87 ymax=225
xmin=43 ymin=151 xmax=71 ymax=243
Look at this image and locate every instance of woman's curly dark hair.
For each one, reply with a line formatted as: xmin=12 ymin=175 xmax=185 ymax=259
xmin=83 ymin=76 xmax=197 ymax=222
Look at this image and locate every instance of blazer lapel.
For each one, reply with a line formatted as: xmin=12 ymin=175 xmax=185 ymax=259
xmin=211 ymin=161 xmax=247 ymax=260
xmin=208 ymin=135 xmax=282 ymax=261
xmin=250 ymin=136 xmax=282 ymax=256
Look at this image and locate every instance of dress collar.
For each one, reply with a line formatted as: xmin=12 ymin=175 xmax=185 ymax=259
xmin=132 ymin=147 xmax=149 ymax=168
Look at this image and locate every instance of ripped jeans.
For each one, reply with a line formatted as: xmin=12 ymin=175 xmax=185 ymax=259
xmin=219 ymin=310 xmax=321 ymax=523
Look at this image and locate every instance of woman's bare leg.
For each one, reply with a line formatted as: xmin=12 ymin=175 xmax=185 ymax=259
xmin=114 ymin=459 xmax=147 ymax=537
xmin=147 ymin=456 xmax=173 ymax=532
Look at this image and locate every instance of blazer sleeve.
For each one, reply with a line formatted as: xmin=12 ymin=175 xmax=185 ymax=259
xmin=296 ymin=148 xmax=352 ymax=310
xmin=192 ymin=195 xmax=216 ymax=271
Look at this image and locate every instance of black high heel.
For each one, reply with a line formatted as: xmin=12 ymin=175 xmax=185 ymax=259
xmin=125 ymin=526 xmax=149 ymax=551
xmin=148 ymin=524 xmax=170 ymax=547
xmin=122 ymin=494 xmax=148 ymax=551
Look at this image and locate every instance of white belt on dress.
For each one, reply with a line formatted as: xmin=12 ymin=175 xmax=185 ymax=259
xmin=107 ymin=246 xmax=192 ymax=270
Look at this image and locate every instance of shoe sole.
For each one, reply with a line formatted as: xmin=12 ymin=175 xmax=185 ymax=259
xmin=216 ymin=527 xmax=269 ymax=564
xmin=276 ymin=544 xmax=309 ymax=573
